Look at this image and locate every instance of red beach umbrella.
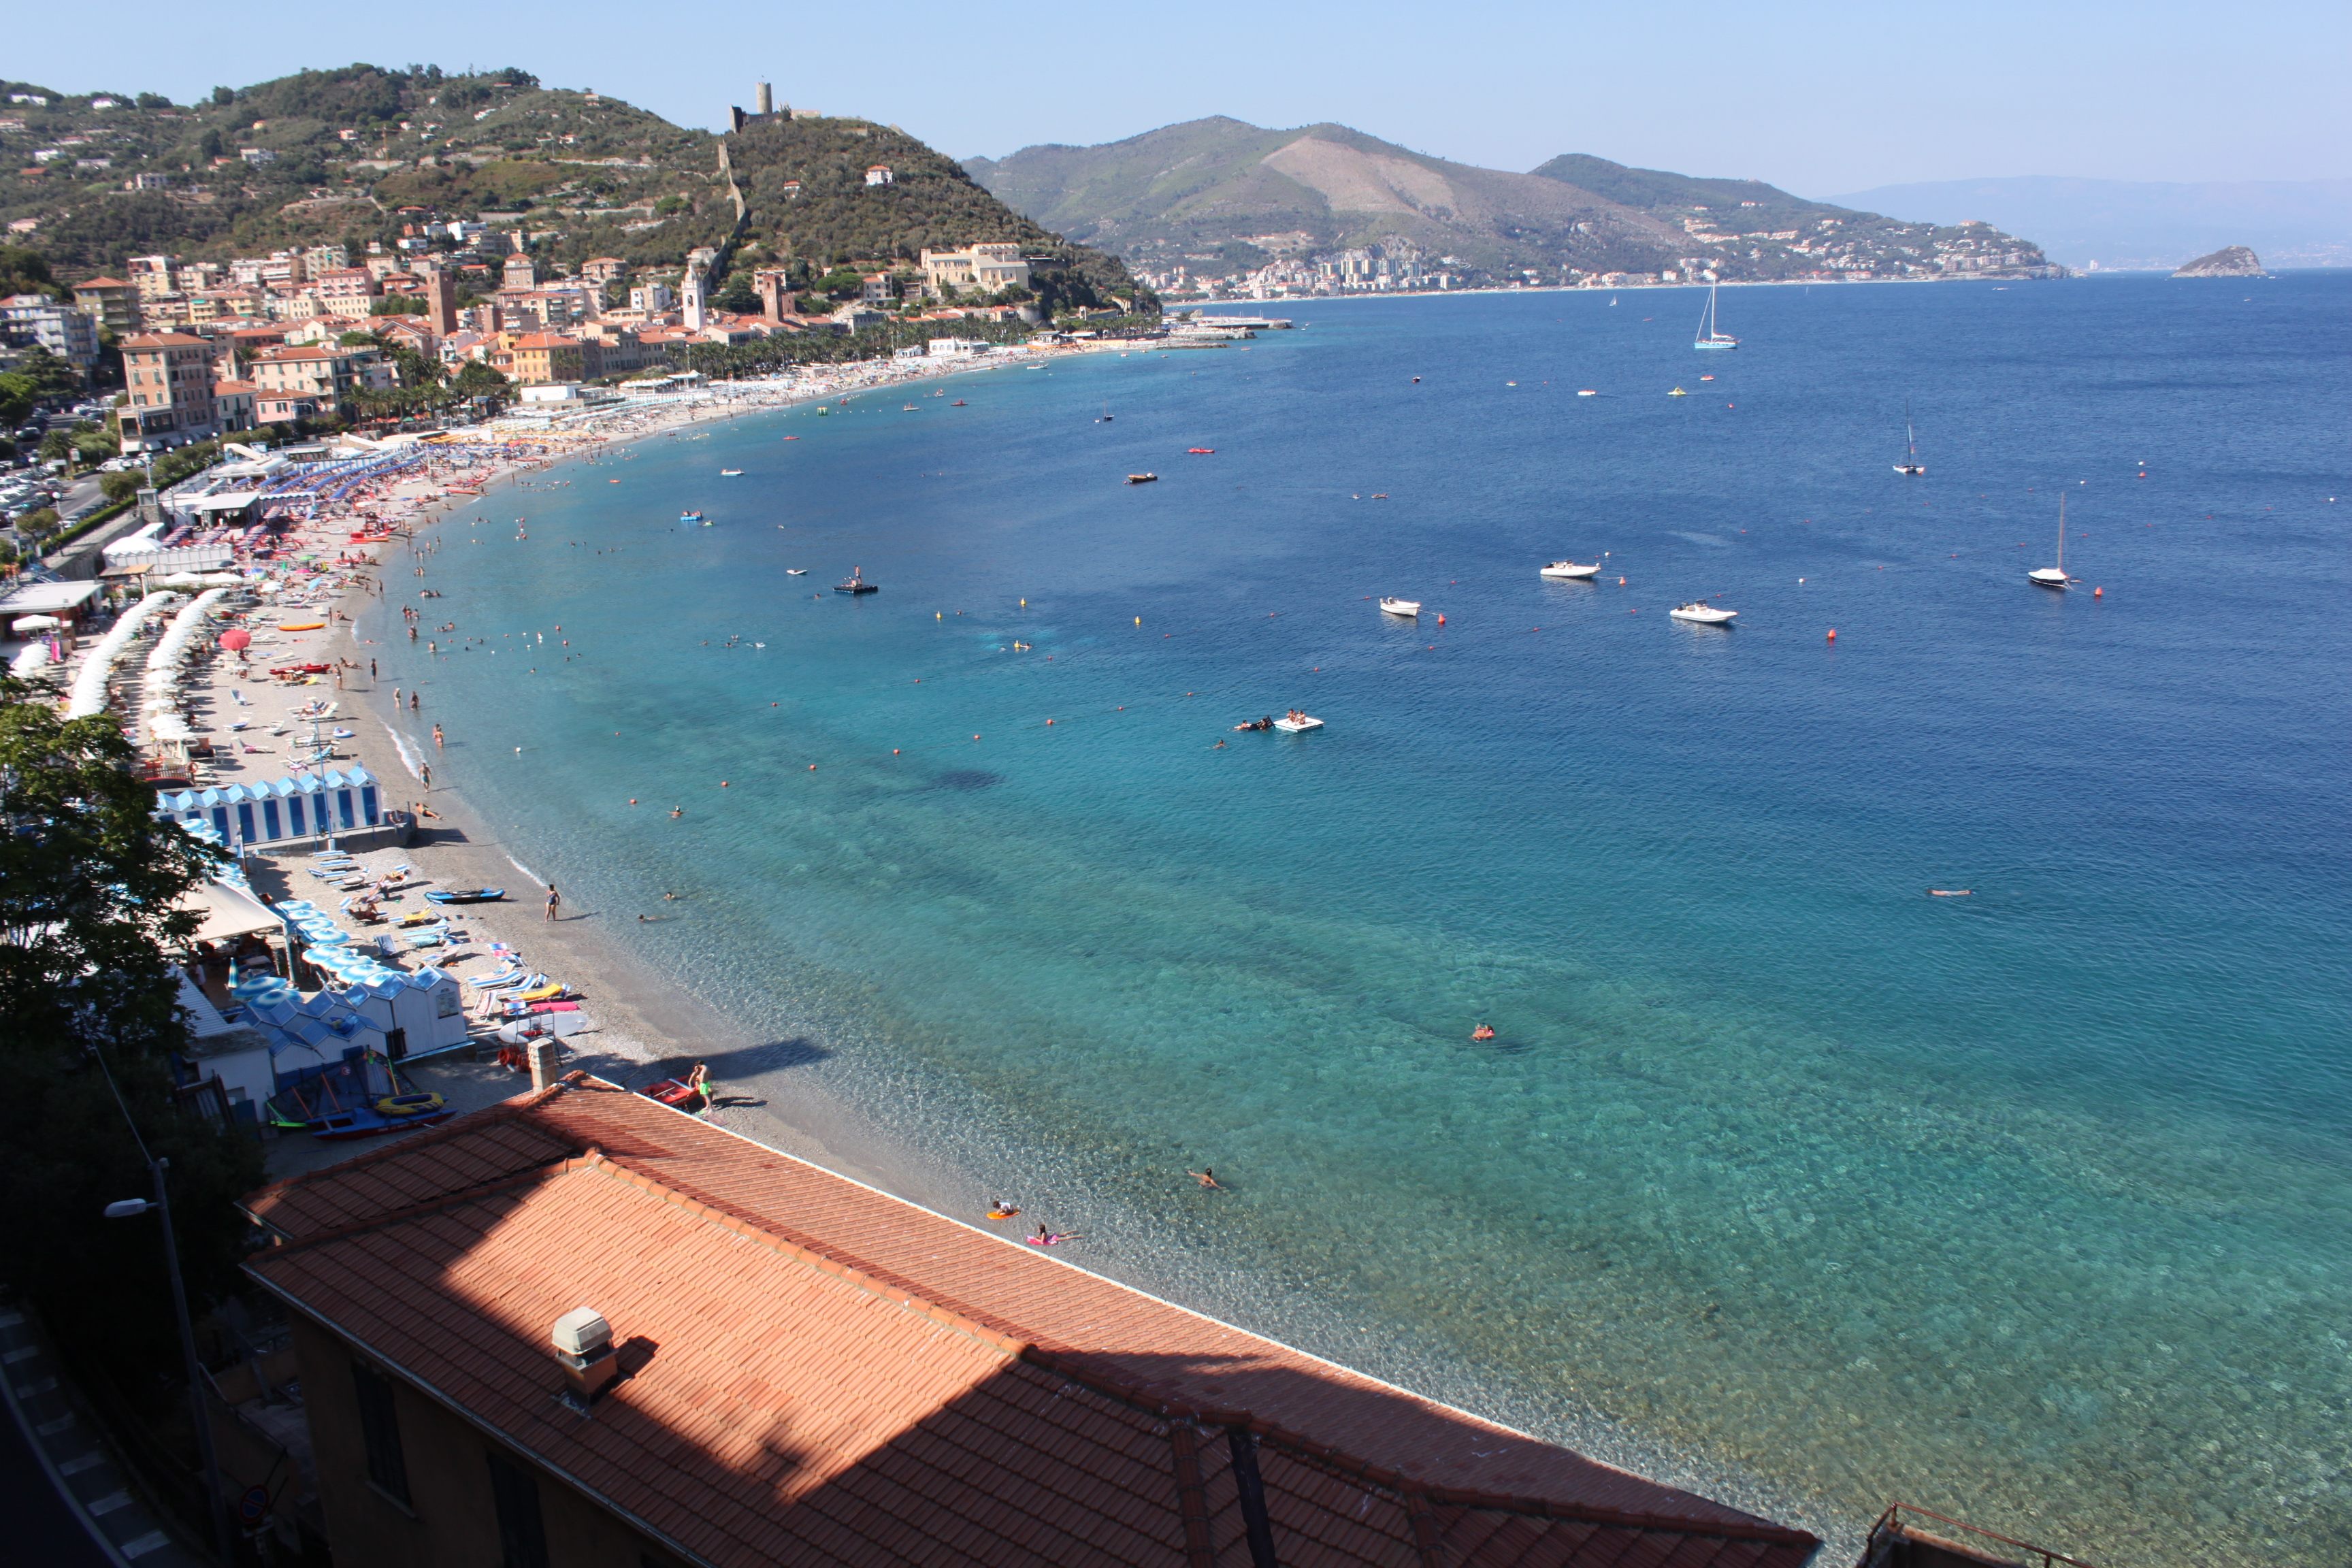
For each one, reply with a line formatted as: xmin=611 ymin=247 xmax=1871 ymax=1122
xmin=218 ymin=628 xmax=252 ymax=652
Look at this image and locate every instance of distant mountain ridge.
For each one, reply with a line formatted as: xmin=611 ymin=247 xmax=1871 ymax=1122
xmin=1826 ymin=176 xmax=2352 ymax=271
xmin=966 ymin=119 xmax=2058 ymax=287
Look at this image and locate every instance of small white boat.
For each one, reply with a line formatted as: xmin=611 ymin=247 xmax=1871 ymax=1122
xmin=720 ymin=469 xmax=744 ymax=477
xmin=1379 ymin=597 xmax=1421 ymax=617
xmin=2029 ymin=495 xmax=2072 ymax=589
xmin=1273 ymin=713 xmax=1324 ymax=733
xmin=785 ymin=568 xmax=808 ymax=576
xmin=1540 ymin=560 xmax=1601 ymax=580
xmin=1669 ymin=601 xmax=1738 ymax=625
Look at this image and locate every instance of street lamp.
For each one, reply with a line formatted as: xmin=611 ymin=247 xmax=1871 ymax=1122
xmin=106 ymin=1156 xmax=231 ymax=1562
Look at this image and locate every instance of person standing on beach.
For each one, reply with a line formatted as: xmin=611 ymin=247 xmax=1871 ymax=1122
xmin=545 ymin=885 xmax=561 ymax=921
xmin=420 ymin=763 xmax=431 ymax=789
xmin=370 ymin=657 xmax=378 ymax=681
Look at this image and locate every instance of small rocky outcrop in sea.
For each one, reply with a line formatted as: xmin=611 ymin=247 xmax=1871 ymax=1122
xmin=2173 ymin=246 xmax=2265 ymax=278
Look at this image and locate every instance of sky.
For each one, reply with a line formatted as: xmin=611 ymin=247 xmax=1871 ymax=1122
xmin=12 ymin=1 xmax=2348 ymax=195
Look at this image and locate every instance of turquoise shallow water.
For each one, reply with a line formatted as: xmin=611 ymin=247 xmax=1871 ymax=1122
xmin=377 ymin=276 xmax=2352 ymax=1563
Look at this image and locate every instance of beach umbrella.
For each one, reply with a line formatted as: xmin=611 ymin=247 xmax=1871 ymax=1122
xmin=218 ymin=628 xmax=252 ymax=652
xmin=11 ymin=615 xmax=62 ymax=634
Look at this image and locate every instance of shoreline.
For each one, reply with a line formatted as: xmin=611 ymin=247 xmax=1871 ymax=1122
xmin=311 ymin=346 xmax=1855 ymax=1557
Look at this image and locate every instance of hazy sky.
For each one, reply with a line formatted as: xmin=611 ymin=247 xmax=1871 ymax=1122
xmin=13 ymin=1 xmax=2347 ymax=194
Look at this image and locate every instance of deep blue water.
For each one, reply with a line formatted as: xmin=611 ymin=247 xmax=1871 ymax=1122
xmin=375 ymin=276 xmax=2352 ymax=1563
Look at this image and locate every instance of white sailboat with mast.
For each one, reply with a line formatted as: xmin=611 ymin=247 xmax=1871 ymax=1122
xmin=1893 ymin=401 xmax=1926 ymax=475
xmin=1693 ymin=284 xmax=1739 ymax=350
xmin=2029 ymin=495 xmax=2072 ymax=589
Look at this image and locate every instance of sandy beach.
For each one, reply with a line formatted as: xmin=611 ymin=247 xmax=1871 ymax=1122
xmin=149 ymin=344 xmax=1122 ymax=1198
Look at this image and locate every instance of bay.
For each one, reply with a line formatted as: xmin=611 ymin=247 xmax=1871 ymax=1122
xmin=373 ymin=274 xmax=2352 ymax=1564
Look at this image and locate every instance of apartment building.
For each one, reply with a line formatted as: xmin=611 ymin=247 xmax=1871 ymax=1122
xmin=120 ymin=332 xmax=220 ymax=450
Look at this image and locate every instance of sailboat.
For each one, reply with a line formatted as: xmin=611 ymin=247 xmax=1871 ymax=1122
xmin=1893 ymin=402 xmax=1926 ymax=476
xmin=2029 ymin=496 xmax=2072 ymax=589
xmin=1693 ymin=284 xmax=1739 ymax=350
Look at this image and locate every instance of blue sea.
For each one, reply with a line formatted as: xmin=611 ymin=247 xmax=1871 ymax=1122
xmin=372 ymin=276 xmax=2352 ymax=1564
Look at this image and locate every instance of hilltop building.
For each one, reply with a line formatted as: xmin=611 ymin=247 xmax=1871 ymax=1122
xmin=920 ymin=242 xmax=1029 ymax=297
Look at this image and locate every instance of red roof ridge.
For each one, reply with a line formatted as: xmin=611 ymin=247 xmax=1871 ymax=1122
xmin=257 ymin=1155 xmax=577 ymax=1254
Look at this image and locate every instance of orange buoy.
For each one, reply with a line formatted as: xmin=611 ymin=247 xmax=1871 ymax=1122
xmin=892 ymin=748 xmax=900 ymax=755
xmin=808 ymin=764 xmax=817 ymax=770
xmin=1045 ymin=718 xmax=1055 ymax=725
xmin=1435 ymin=613 xmax=1446 ymax=625
xmin=721 ymin=781 xmax=730 ymax=787
xmin=1827 ymin=629 xmax=1837 ymax=642
xmin=2093 ymin=586 xmax=2103 ymax=597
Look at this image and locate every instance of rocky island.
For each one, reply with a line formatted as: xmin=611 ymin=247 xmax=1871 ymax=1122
xmin=2174 ymin=244 xmax=2265 ymax=277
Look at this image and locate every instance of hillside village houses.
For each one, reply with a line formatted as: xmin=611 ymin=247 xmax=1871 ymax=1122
xmin=22 ymin=224 xmax=1051 ymax=449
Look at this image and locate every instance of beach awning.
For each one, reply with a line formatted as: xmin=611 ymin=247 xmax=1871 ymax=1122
xmin=181 ymin=491 xmax=264 ymax=514
xmin=179 ymin=879 xmax=284 ymax=945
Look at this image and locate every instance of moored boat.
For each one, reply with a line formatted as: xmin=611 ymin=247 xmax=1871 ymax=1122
xmin=1379 ymin=597 xmax=1421 ymax=617
xmin=836 ymin=568 xmax=879 ymax=595
xmin=1540 ymin=561 xmax=1601 ymax=580
xmin=1126 ymin=472 xmax=1158 ymax=485
xmin=1669 ymin=601 xmax=1738 ymax=624
xmin=2030 ymin=495 xmax=2073 ymax=589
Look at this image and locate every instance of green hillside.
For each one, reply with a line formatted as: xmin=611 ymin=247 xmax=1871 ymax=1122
xmin=969 ymin=119 xmax=2059 ymax=286
xmin=0 ymin=66 xmax=1143 ymax=309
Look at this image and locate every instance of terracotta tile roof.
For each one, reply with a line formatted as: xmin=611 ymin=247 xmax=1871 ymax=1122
xmin=246 ymin=1080 xmax=1818 ymax=1568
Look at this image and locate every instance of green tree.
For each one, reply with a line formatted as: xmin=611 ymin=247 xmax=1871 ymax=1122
xmin=0 ymin=372 xmax=36 ymax=427
xmin=99 ymin=470 xmax=143 ymax=504
xmin=0 ymin=679 xmax=261 ymax=1383
xmin=713 ymin=275 xmax=760 ymax=314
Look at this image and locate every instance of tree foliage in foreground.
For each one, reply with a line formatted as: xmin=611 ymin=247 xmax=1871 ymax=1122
xmin=0 ymin=679 xmax=261 ymax=1388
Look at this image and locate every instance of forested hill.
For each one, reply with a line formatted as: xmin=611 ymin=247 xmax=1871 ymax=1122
xmin=968 ymin=118 xmax=2059 ymax=286
xmin=0 ymin=65 xmax=1145 ymax=308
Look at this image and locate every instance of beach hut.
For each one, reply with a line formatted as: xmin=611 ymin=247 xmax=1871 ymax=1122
xmin=159 ymin=766 xmax=382 ymax=847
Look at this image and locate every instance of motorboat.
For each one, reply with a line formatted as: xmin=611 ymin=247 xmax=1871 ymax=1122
xmin=680 ymin=510 xmax=704 ymax=524
xmin=1188 ymin=447 xmax=1215 ymax=455
xmin=1126 ymin=472 xmax=1158 ymax=485
xmin=1669 ymin=387 xmax=1688 ymax=397
xmin=1669 ymin=601 xmax=1738 ymax=625
xmin=1273 ymin=713 xmax=1324 ymax=733
xmin=720 ymin=469 xmax=744 ymax=477
xmin=1379 ymin=597 xmax=1421 ymax=617
xmin=836 ymin=568 xmax=879 ymax=595
xmin=1540 ymin=561 xmax=1601 ymax=580
xmin=952 ymin=399 xmax=967 ymax=406
xmin=785 ymin=568 xmax=808 ymax=576
xmin=1577 ymin=389 xmax=1598 ymax=397
xmin=2029 ymin=495 xmax=2073 ymax=589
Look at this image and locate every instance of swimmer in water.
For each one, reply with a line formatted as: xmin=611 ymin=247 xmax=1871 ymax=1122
xmin=1187 ymin=1168 xmax=1223 ymax=1190
xmin=1471 ymin=1024 xmax=1497 ymax=1041
xmin=670 ymin=807 xmax=683 ymax=818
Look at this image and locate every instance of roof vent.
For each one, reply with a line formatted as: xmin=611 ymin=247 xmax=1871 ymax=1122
xmin=551 ymin=1307 xmax=619 ymax=1405
xmin=551 ymin=1307 xmax=610 ymax=1358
